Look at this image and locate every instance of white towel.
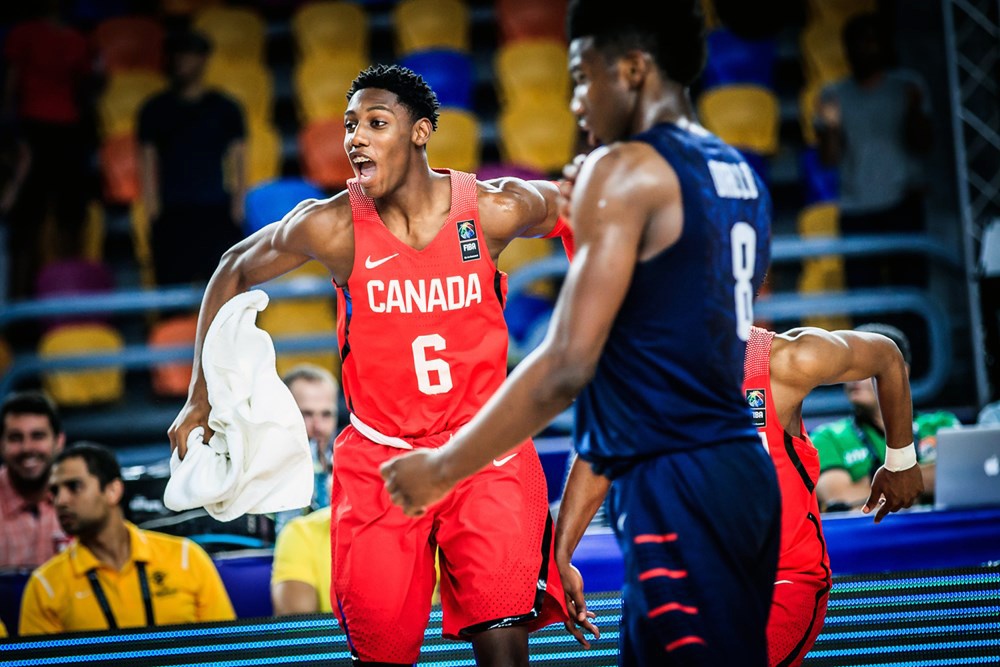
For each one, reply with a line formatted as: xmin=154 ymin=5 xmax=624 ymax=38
xmin=163 ymin=289 xmax=314 ymax=521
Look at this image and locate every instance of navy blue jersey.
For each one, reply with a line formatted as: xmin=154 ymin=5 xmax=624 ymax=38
xmin=574 ymin=122 xmax=772 ymax=477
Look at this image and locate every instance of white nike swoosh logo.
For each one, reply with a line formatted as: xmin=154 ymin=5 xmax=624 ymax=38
xmin=493 ymin=453 xmax=518 ymax=467
xmin=774 ymin=580 xmax=794 ymax=585
xmin=365 ymin=253 xmax=399 ymax=269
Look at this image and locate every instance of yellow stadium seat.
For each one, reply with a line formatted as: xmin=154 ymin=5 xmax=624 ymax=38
xmin=497 ymin=98 xmax=579 ymax=176
xmin=700 ymin=0 xmax=720 ymax=30
xmin=696 ymin=84 xmax=780 ymax=156
xmin=193 ymin=5 xmax=267 ymax=63
xmin=39 ymin=323 xmax=126 ymax=407
xmin=292 ymin=1 xmax=370 ymax=61
xmin=796 ymin=203 xmax=850 ymax=330
xmin=799 ymin=21 xmax=850 ymax=87
xmin=256 ymin=298 xmax=340 ymax=381
xmin=427 ymin=108 xmax=481 ymax=174
xmin=498 ymin=237 xmax=558 ymax=298
xmin=98 ymin=71 xmax=167 ymax=137
xmin=246 ymin=119 xmax=283 ymax=188
xmin=494 ymin=39 xmax=571 ymax=108
xmin=294 ymin=52 xmax=369 ymax=124
xmin=204 ymin=59 xmax=273 ymax=125
xmin=391 ymin=0 xmax=470 ymax=56
xmin=798 ymin=80 xmax=824 ymax=146
xmin=806 ymin=0 xmax=876 ymax=29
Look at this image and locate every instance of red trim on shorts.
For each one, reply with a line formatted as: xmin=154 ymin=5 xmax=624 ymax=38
xmin=648 ymin=602 xmax=699 ymax=617
xmin=638 ymin=568 xmax=688 ymax=581
xmin=666 ymin=636 xmax=707 ymax=651
xmin=633 ymin=533 xmax=678 ymax=544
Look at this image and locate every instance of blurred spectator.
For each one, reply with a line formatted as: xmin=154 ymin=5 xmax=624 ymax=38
xmin=813 ymin=323 xmax=960 ymax=511
xmin=138 ymin=29 xmax=246 ymax=287
xmin=814 ymin=11 xmax=933 ymax=290
xmin=19 ymin=442 xmax=235 ymax=635
xmin=3 ymin=0 xmax=96 ymax=300
xmin=283 ymin=363 xmax=338 ymax=510
xmin=270 ymin=505 xmax=332 ymax=615
xmin=0 ymin=390 xmax=68 ymax=568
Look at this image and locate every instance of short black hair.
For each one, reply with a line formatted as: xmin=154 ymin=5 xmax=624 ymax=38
xmin=56 ymin=442 xmax=122 ymax=490
xmin=346 ymin=64 xmax=440 ymax=131
xmin=0 ymin=390 xmax=62 ymax=439
xmin=856 ymin=323 xmax=912 ymax=366
xmin=567 ymin=0 xmax=707 ymax=87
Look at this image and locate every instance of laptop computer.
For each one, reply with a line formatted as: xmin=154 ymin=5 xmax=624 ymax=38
xmin=933 ymin=424 xmax=1000 ymax=510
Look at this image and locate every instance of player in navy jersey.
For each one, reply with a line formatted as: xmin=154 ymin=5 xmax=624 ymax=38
xmin=380 ymin=1 xmax=780 ymax=663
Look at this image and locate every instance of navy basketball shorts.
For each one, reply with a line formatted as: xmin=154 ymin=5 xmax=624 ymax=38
xmin=606 ymin=441 xmax=781 ymax=666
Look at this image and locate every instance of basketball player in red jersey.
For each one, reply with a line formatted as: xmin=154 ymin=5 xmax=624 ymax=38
xmin=167 ymin=64 xmax=572 ymax=665
xmin=743 ymin=325 xmax=923 ymax=666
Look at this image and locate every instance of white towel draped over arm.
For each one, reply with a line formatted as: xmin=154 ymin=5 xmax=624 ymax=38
xmin=164 ymin=290 xmax=314 ymax=521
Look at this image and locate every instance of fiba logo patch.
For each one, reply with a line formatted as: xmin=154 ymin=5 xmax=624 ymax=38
xmin=746 ymin=389 xmax=766 ymax=427
xmin=457 ymin=219 xmax=480 ymax=261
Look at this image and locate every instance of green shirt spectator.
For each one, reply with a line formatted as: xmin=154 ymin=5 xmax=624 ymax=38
xmin=813 ymin=411 xmax=961 ymax=483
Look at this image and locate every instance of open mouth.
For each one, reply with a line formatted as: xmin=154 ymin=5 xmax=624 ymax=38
xmin=352 ymin=155 xmax=375 ymax=182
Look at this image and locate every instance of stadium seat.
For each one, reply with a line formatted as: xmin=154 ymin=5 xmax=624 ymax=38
xmin=98 ymin=71 xmax=167 ymax=138
xmin=798 ymin=80 xmax=824 ymax=146
xmin=194 ymin=5 xmax=267 ymax=64
xmin=293 ymin=52 xmax=369 ymax=124
xmin=796 ymin=202 xmax=850 ymax=330
xmin=129 ymin=200 xmax=156 ymax=288
xmin=399 ymin=48 xmax=476 ymax=110
xmin=696 ymin=84 xmax=780 ymax=156
xmin=298 ymin=118 xmax=354 ymax=191
xmin=204 ymin=59 xmax=273 ymax=125
xmin=160 ymin=0 xmax=222 ymax=18
xmin=475 ymin=162 xmax=547 ymax=182
xmin=806 ymin=0 xmax=876 ymax=29
xmin=494 ymin=0 xmax=567 ymax=45
xmin=0 ymin=569 xmax=30 ymax=640
xmin=92 ymin=16 xmax=164 ymax=74
xmin=799 ymin=146 xmax=839 ymax=205
xmin=799 ymin=21 xmax=850 ymax=87
xmin=244 ymin=177 xmax=327 ymax=237
xmin=246 ymin=119 xmax=283 ymax=189
xmin=498 ymin=237 xmax=558 ymax=298
xmin=426 ymin=108 xmax=481 ymax=174
xmin=98 ymin=132 xmax=140 ymax=204
xmin=391 ymin=0 xmax=470 ymax=57
xmin=148 ymin=312 xmax=199 ymax=398
xmin=701 ymin=27 xmax=776 ymax=91
xmin=256 ymin=298 xmax=339 ymax=380
xmin=38 ymin=323 xmax=126 ymax=407
xmin=291 ymin=0 xmax=370 ymax=61
xmin=35 ymin=258 xmax=116 ymax=332
xmin=494 ymin=39 xmax=571 ymax=108
xmin=497 ymin=98 xmax=579 ymax=176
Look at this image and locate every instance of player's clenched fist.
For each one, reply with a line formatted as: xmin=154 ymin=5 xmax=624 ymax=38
xmin=380 ymin=449 xmax=455 ymax=517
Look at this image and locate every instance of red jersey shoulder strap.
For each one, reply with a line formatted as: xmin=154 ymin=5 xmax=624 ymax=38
xmin=744 ymin=326 xmax=774 ymax=383
xmin=346 ymin=178 xmax=379 ymax=226
xmin=447 ymin=170 xmax=479 ymax=222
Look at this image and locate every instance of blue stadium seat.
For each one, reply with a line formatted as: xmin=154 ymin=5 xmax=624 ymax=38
xmin=701 ymin=27 xmax=777 ymax=91
xmin=399 ymin=48 xmax=475 ymax=110
xmin=244 ymin=178 xmax=328 ymax=237
xmin=212 ymin=551 xmax=274 ymax=619
xmin=0 ymin=569 xmax=30 ymax=636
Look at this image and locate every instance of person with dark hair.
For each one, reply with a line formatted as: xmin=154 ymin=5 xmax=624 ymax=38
xmin=138 ymin=28 xmax=246 ymax=286
xmin=813 ymin=323 xmax=959 ymax=510
xmin=282 ymin=362 xmax=339 ymax=510
xmin=814 ymin=11 xmax=933 ymax=290
xmin=0 ymin=390 xmax=68 ymax=567
xmin=378 ymin=0 xmax=779 ymax=663
xmin=167 ymin=62 xmax=575 ymax=664
xmin=743 ymin=324 xmax=922 ymax=666
xmin=18 ymin=442 xmax=234 ymax=635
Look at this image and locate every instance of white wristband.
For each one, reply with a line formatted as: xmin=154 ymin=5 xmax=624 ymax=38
xmin=884 ymin=442 xmax=917 ymax=472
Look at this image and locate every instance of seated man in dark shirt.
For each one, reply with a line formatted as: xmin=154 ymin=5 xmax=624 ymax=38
xmin=138 ymin=29 xmax=246 ymax=286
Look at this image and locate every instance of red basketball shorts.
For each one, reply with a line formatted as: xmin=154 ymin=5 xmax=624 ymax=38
xmin=329 ymin=424 xmax=568 ymax=664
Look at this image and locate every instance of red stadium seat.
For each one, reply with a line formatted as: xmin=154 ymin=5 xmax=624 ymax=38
xmin=93 ymin=16 xmax=164 ymax=73
xmin=298 ymin=118 xmax=354 ymax=191
xmin=494 ymin=0 xmax=567 ymax=45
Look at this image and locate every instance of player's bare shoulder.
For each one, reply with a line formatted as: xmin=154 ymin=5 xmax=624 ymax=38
xmin=771 ymin=327 xmax=849 ymax=386
xmin=274 ymin=190 xmax=356 ymax=283
xmin=476 ymin=177 xmax=549 ymax=228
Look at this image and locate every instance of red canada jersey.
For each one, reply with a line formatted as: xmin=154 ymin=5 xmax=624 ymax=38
xmin=335 ymin=170 xmax=510 ymax=438
xmin=744 ymin=327 xmax=831 ymax=579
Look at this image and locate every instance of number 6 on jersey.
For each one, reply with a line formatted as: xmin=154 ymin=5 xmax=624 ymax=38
xmin=412 ymin=334 xmax=453 ymax=395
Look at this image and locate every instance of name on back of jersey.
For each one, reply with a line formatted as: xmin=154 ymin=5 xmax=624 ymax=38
xmin=367 ymin=274 xmax=483 ymax=314
xmin=708 ymin=160 xmax=759 ymax=200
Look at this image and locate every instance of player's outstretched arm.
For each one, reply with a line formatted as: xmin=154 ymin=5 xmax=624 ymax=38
xmin=167 ymin=197 xmax=350 ymax=460
xmin=773 ymin=328 xmax=923 ymax=522
xmin=555 ymin=454 xmax=607 ymax=648
xmin=380 ymin=143 xmax=672 ymax=516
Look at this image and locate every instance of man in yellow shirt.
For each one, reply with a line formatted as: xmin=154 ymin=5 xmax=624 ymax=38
xmin=19 ymin=443 xmax=235 ymax=635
